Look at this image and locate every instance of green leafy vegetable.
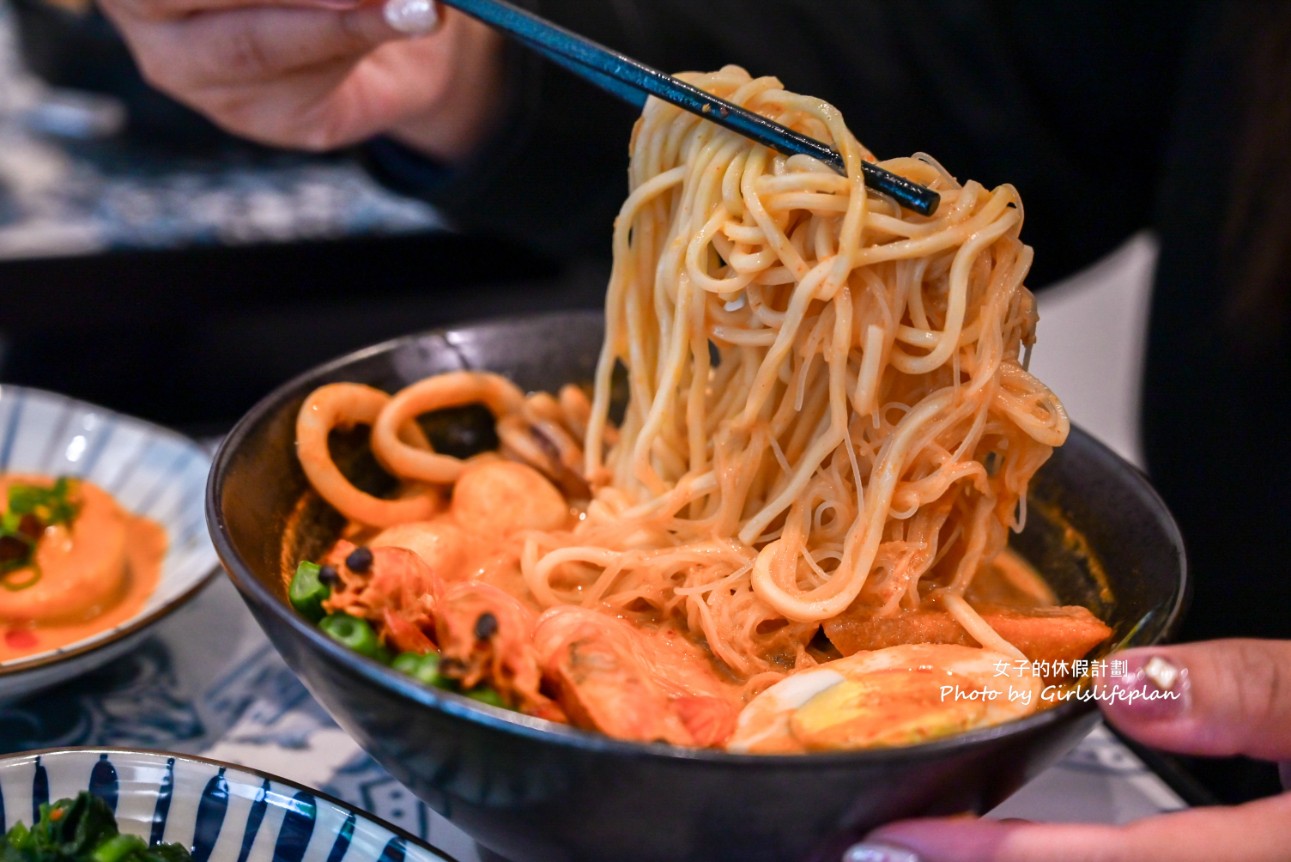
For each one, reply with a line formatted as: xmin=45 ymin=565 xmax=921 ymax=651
xmin=0 ymin=793 xmax=192 ymax=862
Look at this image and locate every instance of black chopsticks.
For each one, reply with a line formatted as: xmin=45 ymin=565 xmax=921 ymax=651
xmin=437 ymin=0 xmax=941 ymax=216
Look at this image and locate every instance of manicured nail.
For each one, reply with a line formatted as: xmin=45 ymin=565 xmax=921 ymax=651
xmin=1103 ymin=652 xmax=1190 ymax=719
xmin=383 ymin=0 xmax=439 ymax=35
xmin=843 ymin=842 xmax=922 ymax=862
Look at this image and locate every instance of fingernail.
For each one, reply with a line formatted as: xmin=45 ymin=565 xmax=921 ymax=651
xmin=843 ymin=842 xmax=922 ymax=862
xmin=1103 ymin=652 xmax=1190 ymax=719
xmin=383 ymin=0 xmax=439 ymax=35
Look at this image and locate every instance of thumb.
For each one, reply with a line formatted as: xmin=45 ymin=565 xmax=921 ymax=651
xmin=851 ymin=793 xmax=1291 ymax=862
xmin=1096 ymin=639 xmax=1291 ymax=762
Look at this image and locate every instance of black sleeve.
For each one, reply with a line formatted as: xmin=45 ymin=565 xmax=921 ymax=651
xmin=367 ymin=0 xmax=1192 ymax=285
xmin=1143 ymin=1 xmax=1291 ymax=649
xmin=1138 ymin=1 xmax=1291 ymax=803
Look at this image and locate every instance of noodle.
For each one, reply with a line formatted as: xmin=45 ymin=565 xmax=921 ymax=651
xmin=568 ymin=67 xmax=1066 ymax=672
xmin=295 ymin=66 xmax=1085 ymax=747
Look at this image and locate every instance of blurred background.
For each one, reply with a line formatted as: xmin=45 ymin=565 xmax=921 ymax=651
xmin=0 ymin=0 xmax=609 ymax=436
xmin=0 ymin=0 xmax=1153 ymax=465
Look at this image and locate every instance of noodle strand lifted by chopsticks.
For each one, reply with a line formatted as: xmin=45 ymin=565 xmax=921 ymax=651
xmin=555 ymin=66 xmax=1068 ymax=677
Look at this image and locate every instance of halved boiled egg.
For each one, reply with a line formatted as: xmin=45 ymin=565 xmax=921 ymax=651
xmin=727 ymin=643 xmax=1041 ymax=754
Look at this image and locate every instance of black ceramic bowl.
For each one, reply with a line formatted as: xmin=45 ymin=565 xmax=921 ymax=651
xmin=207 ymin=310 xmax=1187 ymax=862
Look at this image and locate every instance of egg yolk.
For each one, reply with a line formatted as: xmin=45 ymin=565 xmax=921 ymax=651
xmin=789 ymin=667 xmax=987 ymax=750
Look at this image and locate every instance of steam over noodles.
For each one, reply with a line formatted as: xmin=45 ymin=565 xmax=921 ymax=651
xmin=294 ymin=67 xmax=1105 ymax=751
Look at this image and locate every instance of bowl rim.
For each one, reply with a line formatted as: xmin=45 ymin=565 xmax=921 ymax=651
xmin=0 ymin=384 xmax=220 ymax=679
xmin=0 ymin=745 xmax=461 ymax=862
xmin=207 ymin=311 xmax=1189 ymax=769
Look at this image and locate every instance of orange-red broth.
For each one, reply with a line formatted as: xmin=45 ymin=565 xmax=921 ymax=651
xmin=284 ymin=457 xmax=1105 ymax=751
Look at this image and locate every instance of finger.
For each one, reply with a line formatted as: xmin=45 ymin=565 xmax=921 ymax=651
xmin=1097 ymin=640 xmax=1291 ymax=762
xmin=104 ymin=0 xmax=361 ymax=22
xmin=115 ymin=4 xmax=407 ymax=93
xmin=269 ymin=0 xmax=365 ymax=10
xmin=852 ymin=792 xmax=1291 ymax=862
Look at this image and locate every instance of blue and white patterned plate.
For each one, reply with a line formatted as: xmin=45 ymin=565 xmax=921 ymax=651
xmin=0 ymin=749 xmax=456 ymax=862
xmin=0 ymin=385 xmax=218 ymax=701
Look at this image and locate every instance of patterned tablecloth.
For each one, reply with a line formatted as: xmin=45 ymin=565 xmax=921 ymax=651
xmin=0 ymin=573 xmax=1189 ymax=862
xmin=0 ymin=4 xmax=444 ymax=261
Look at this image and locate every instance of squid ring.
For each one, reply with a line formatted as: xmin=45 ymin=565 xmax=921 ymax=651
xmin=296 ymin=383 xmax=438 ymax=527
xmin=371 ymin=371 xmax=526 ymax=484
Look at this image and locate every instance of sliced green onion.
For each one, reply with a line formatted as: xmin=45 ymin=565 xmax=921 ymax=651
xmin=464 ymin=686 xmax=507 ymax=708
xmin=7 ymin=476 xmax=81 ymax=526
xmin=289 ymin=561 xmax=329 ymax=622
xmin=392 ymin=650 xmax=451 ymax=688
xmin=319 ymin=613 xmax=381 ymax=659
xmin=1 ymin=563 xmax=41 ymax=591
xmin=390 ymin=651 xmax=505 ymax=707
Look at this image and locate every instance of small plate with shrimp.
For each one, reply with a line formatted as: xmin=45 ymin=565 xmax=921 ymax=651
xmin=0 ymin=385 xmax=218 ymax=702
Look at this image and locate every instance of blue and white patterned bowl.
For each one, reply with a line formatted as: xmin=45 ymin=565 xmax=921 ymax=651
xmin=0 ymin=749 xmax=455 ymax=862
xmin=0 ymin=385 xmax=218 ymax=702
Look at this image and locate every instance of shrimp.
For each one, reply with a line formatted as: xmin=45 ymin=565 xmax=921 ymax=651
xmin=531 ymin=607 xmax=738 ymax=746
xmin=370 ymin=372 xmax=526 ymax=485
xmin=434 ymin=581 xmax=559 ymax=719
xmin=323 ymin=542 xmax=443 ymax=642
xmin=370 ymin=520 xmax=467 ymax=580
xmin=296 ymin=383 xmax=439 ymax=527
